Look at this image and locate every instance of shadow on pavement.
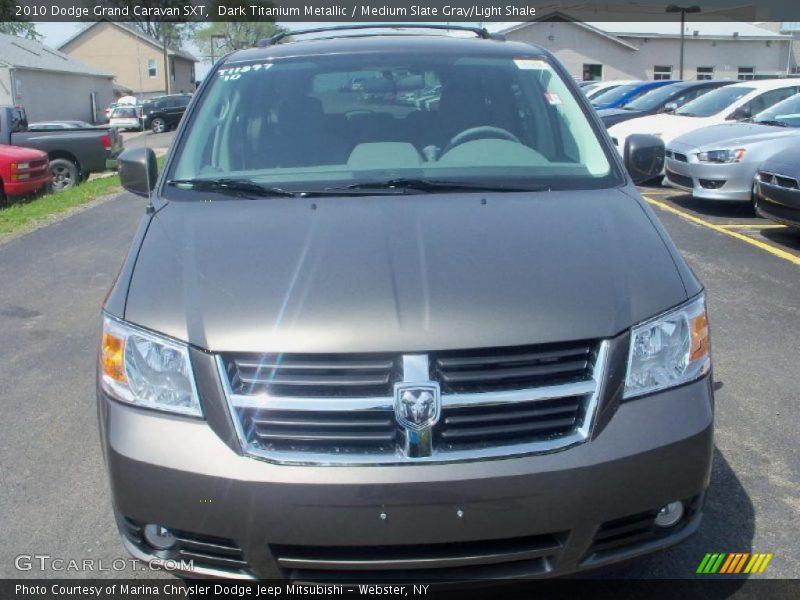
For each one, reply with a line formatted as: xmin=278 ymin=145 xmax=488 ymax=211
xmin=667 ymin=196 xmax=758 ymax=220
xmin=761 ymin=227 xmax=800 ymax=252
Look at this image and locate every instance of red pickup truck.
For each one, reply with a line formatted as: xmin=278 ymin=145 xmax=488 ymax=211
xmin=0 ymin=143 xmax=51 ymax=202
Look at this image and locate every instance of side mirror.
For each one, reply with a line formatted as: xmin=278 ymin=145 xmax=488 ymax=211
xmin=728 ymin=106 xmax=751 ymax=121
xmin=663 ymin=102 xmax=678 ymax=113
xmin=624 ymin=134 xmax=665 ymax=184
xmin=118 ymin=147 xmax=158 ymax=197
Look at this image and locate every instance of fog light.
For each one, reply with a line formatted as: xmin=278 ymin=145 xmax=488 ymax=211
xmin=655 ymin=501 xmax=684 ymax=528
xmin=143 ymin=524 xmax=177 ymax=550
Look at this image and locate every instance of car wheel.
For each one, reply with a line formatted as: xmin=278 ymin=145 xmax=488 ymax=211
xmin=151 ymin=118 xmax=166 ymax=134
xmin=50 ymin=158 xmax=79 ymax=192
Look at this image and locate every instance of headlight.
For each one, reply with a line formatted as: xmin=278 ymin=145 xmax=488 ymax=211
xmin=696 ymin=148 xmax=745 ymax=163
xmin=624 ymin=294 xmax=710 ymax=399
xmin=100 ymin=315 xmax=202 ymax=416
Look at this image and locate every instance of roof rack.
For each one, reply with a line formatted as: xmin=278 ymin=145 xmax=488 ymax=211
xmin=257 ymin=24 xmax=504 ymax=47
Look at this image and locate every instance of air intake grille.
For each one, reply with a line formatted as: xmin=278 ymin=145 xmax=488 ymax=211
xmin=438 ymin=395 xmax=584 ymax=449
xmin=272 ymin=531 xmax=563 ymax=576
xmin=219 ymin=340 xmax=605 ymax=464
xmin=759 ymin=171 xmax=799 ymax=190
xmin=240 ymin=408 xmax=397 ymax=453
xmin=432 ymin=341 xmax=594 ymax=393
xmin=224 ymin=353 xmax=400 ymax=397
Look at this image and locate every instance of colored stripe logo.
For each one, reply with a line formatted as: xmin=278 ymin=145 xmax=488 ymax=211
xmin=697 ymin=552 xmax=773 ymax=574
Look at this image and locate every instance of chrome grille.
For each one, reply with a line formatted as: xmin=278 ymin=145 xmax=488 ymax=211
xmin=219 ymin=340 xmax=608 ymax=465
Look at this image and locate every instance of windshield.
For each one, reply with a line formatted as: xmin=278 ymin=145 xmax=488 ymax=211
xmin=112 ymin=107 xmax=137 ymax=118
xmin=623 ymin=84 xmax=684 ymax=111
xmin=169 ymin=52 xmax=617 ymax=193
xmin=752 ymin=92 xmax=800 ymax=127
xmin=591 ymin=83 xmax=641 ymax=105
xmin=675 ymin=86 xmax=753 ymax=117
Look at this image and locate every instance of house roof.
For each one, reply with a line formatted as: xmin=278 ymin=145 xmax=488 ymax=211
xmin=495 ymin=18 xmax=791 ymax=43
xmin=493 ymin=15 xmax=639 ymax=50
xmin=58 ymin=21 xmax=197 ymax=62
xmin=0 ymin=32 xmax=114 ymax=77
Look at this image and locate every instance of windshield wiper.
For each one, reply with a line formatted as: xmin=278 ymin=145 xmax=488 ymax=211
xmin=330 ymin=178 xmax=544 ymax=194
xmin=753 ymin=119 xmax=789 ymax=127
xmin=168 ymin=178 xmax=299 ymax=197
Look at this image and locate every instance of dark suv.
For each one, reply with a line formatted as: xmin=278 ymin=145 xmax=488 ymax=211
xmin=140 ymin=94 xmax=192 ymax=133
xmin=104 ymin=26 xmax=713 ymax=580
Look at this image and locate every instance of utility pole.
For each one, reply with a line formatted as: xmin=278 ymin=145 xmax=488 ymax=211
xmin=666 ymin=5 xmax=702 ymax=79
xmin=162 ymin=29 xmax=171 ymax=95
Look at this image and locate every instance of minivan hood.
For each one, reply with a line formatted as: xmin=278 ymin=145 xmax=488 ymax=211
xmin=124 ymin=189 xmax=687 ymax=353
xmin=669 ymin=122 xmax=800 ymax=150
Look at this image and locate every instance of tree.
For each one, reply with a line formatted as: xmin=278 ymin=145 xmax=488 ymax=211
xmin=0 ymin=21 xmax=40 ymax=39
xmin=197 ymin=1 xmax=286 ymax=57
xmin=0 ymin=0 xmax=41 ymax=40
xmin=105 ymin=0 xmax=193 ymax=48
xmin=196 ymin=20 xmax=285 ymax=57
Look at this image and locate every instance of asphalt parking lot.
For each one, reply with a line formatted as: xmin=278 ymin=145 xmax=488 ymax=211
xmin=0 ymin=183 xmax=797 ymax=580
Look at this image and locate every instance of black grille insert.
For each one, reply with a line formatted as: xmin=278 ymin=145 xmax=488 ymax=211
xmin=223 ymin=353 xmax=400 ymax=397
xmin=438 ymin=395 xmax=585 ymax=448
xmin=432 ymin=341 xmax=594 ymax=394
xmin=666 ymin=169 xmax=693 ymax=188
xmin=241 ymin=407 xmax=397 ymax=453
xmin=759 ymin=171 xmax=799 ymax=190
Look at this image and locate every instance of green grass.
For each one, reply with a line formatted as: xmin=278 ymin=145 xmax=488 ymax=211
xmin=0 ymin=155 xmax=165 ymax=237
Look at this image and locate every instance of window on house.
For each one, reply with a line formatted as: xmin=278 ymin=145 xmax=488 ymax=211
xmin=148 ymin=59 xmax=157 ymax=78
xmin=696 ymin=66 xmax=714 ymax=80
xmin=171 ymin=58 xmax=176 ymax=81
xmin=653 ymin=66 xmax=673 ymax=80
xmin=738 ymin=67 xmax=755 ymax=81
xmin=582 ymin=64 xmax=603 ymax=81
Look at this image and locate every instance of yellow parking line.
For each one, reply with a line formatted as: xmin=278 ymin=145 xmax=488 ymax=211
xmin=643 ymin=196 xmax=800 ymax=267
xmin=717 ymin=224 xmax=787 ymax=229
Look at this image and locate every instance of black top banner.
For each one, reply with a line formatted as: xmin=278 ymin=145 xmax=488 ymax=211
xmin=4 ymin=0 xmax=800 ymax=23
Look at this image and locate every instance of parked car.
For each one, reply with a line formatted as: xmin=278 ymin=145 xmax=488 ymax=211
xmin=597 ymin=80 xmax=734 ymax=128
xmin=109 ymin=106 xmax=143 ymax=132
xmin=591 ymin=80 xmax=678 ymax=109
xmin=0 ymin=143 xmax=51 ymax=202
xmin=755 ymin=146 xmax=800 ymax=229
xmin=0 ymin=106 xmax=124 ymax=191
xmin=102 ymin=26 xmax=712 ymax=580
xmin=140 ymin=94 xmax=192 ymax=133
xmin=609 ymin=79 xmax=800 ymax=157
xmin=29 ymin=120 xmax=96 ymax=130
xmin=583 ymin=80 xmax=639 ymax=100
xmin=664 ymin=93 xmax=800 ymax=202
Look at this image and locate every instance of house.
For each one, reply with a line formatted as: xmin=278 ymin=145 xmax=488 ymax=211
xmin=58 ymin=21 xmax=197 ymax=99
xmin=496 ymin=16 xmax=795 ymax=81
xmin=0 ymin=32 xmax=115 ymax=123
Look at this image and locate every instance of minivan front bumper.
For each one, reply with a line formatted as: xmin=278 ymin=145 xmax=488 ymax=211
xmin=99 ymin=373 xmax=713 ymax=580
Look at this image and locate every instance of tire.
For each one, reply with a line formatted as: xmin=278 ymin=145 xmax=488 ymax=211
xmin=151 ymin=118 xmax=166 ymax=134
xmin=50 ymin=158 xmax=80 ymax=192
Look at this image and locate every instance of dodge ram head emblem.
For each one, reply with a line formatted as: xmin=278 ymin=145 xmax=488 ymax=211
xmin=393 ymin=383 xmax=441 ymax=431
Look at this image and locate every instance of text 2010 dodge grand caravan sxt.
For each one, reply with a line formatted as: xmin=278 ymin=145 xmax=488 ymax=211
xmin=99 ymin=26 xmax=713 ymax=580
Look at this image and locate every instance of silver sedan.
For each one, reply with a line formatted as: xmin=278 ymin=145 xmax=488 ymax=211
xmin=664 ymin=93 xmax=800 ymax=202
